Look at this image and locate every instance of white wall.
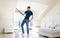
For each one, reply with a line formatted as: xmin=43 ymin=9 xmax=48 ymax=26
xmin=0 ymin=0 xmax=17 ymax=33
xmin=41 ymin=1 xmax=60 ymax=27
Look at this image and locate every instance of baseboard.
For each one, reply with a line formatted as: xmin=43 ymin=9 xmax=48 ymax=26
xmin=0 ymin=32 xmax=3 ymax=34
xmin=3 ymin=32 xmax=13 ymax=34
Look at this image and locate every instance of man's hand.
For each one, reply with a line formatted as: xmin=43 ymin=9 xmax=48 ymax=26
xmin=29 ymin=15 xmax=33 ymax=22
xmin=16 ymin=8 xmax=18 ymax=10
xmin=16 ymin=8 xmax=20 ymax=11
xmin=16 ymin=8 xmax=20 ymax=13
xmin=29 ymin=20 xmax=31 ymax=22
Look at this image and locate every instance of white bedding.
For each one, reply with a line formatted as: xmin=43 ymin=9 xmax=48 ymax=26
xmin=39 ymin=22 xmax=60 ymax=37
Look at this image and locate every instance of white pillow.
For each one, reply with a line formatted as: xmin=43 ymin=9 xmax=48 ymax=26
xmin=45 ymin=22 xmax=57 ymax=29
xmin=40 ymin=22 xmax=55 ymax=29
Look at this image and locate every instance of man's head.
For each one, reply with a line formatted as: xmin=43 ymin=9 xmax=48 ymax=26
xmin=27 ymin=6 xmax=30 ymax=11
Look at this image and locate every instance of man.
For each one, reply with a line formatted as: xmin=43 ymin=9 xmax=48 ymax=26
xmin=16 ymin=6 xmax=33 ymax=34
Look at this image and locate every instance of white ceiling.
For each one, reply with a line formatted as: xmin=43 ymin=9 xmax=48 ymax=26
xmin=20 ymin=0 xmax=59 ymax=6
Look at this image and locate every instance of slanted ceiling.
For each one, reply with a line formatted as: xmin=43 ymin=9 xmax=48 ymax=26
xmin=21 ymin=0 xmax=58 ymax=6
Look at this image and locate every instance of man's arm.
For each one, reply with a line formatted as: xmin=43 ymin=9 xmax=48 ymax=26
xmin=16 ymin=8 xmax=25 ymax=16
xmin=29 ymin=15 xmax=33 ymax=22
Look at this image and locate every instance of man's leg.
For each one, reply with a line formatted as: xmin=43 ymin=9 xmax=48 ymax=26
xmin=21 ymin=20 xmax=25 ymax=34
xmin=26 ymin=20 xmax=29 ymax=34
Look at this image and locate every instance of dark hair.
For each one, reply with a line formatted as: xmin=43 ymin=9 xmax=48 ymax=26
xmin=27 ymin=6 xmax=30 ymax=8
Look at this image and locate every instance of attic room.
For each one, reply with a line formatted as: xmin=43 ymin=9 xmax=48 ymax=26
xmin=0 ymin=0 xmax=60 ymax=38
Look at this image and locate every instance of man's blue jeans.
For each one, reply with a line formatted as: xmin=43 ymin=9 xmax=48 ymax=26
xmin=21 ymin=19 xmax=29 ymax=34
